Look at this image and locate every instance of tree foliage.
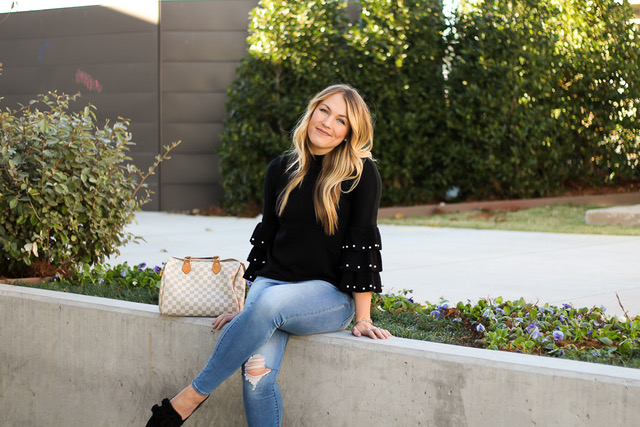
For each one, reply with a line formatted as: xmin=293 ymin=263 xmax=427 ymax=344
xmin=218 ymin=0 xmax=350 ymax=214
xmin=449 ymin=0 xmax=640 ymax=199
xmin=219 ymin=0 xmax=446 ymax=212
xmin=349 ymin=0 xmax=448 ymax=205
xmin=219 ymin=0 xmax=640 ymax=212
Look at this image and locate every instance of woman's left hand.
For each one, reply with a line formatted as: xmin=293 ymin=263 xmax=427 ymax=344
xmin=351 ymin=321 xmax=392 ymax=340
xmin=212 ymin=313 xmax=238 ymax=330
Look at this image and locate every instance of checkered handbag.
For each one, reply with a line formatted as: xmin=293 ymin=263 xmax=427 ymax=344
xmin=159 ymin=256 xmax=246 ymax=316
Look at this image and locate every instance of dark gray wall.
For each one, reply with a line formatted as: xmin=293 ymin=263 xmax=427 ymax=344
xmin=0 ymin=0 xmax=259 ymax=211
xmin=0 ymin=4 xmax=161 ymax=207
xmin=160 ymin=0 xmax=258 ymax=211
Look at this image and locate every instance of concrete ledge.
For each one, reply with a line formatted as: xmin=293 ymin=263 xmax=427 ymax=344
xmin=2 ymin=284 xmax=640 ymax=426
xmin=585 ymin=204 xmax=640 ymax=226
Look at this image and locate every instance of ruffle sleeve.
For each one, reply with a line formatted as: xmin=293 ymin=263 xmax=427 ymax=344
xmin=243 ymin=222 xmax=270 ymax=281
xmin=338 ymin=225 xmax=383 ymax=293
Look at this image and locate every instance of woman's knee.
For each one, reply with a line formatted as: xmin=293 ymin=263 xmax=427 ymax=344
xmin=243 ymin=354 xmax=273 ymax=391
xmin=246 ymin=290 xmax=286 ymax=322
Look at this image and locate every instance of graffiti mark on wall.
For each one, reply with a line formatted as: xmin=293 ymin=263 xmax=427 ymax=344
xmin=38 ymin=41 xmax=50 ymax=61
xmin=75 ymin=69 xmax=103 ymax=93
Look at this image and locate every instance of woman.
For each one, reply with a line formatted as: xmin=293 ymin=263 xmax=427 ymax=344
xmin=146 ymin=83 xmax=391 ymax=427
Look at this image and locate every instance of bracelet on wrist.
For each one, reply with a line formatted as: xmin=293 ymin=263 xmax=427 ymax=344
xmin=355 ymin=318 xmax=372 ymax=324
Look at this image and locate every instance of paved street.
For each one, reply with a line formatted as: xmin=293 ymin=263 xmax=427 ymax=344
xmin=109 ymin=211 xmax=640 ymax=318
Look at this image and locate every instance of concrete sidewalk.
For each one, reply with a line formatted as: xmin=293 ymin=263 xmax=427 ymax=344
xmin=109 ymin=212 xmax=640 ymax=318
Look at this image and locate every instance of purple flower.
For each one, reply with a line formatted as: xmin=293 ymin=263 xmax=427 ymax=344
xmin=154 ymin=266 xmax=162 ymax=274
xmin=600 ymin=305 xmax=606 ymax=312
xmin=137 ymin=262 xmax=147 ymax=271
xmin=559 ymin=315 xmax=568 ymax=325
xmin=525 ymin=321 xmax=539 ymax=333
xmin=438 ymin=303 xmax=449 ymax=310
xmin=97 ymin=278 xmax=104 ymax=285
xmin=495 ymin=308 xmax=504 ymax=315
xmin=408 ymin=297 xmax=414 ymax=303
xmin=562 ymin=303 xmax=572 ymax=310
xmin=430 ymin=310 xmax=440 ymax=319
xmin=476 ymin=323 xmax=486 ymax=333
xmin=120 ymin=270 xmax=127 ymax=277
xmin=552 ymin=330 xmax=564 ymax=342
xmin=529 ymin=326 xmax=541 ymax=340
xmin=482 ymin=308 xmax=492 ymax=318
xmin=557 ymin=349 xmax=565 ymax=356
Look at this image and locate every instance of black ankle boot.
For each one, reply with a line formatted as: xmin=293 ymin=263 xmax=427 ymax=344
xmin=145 ymin=398 xmax=184 ymax=427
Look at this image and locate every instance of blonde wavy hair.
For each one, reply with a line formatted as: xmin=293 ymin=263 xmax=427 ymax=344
xmin=277 ymin=84 xmax=374 ymax=235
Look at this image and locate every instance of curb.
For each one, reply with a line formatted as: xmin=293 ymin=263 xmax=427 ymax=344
xmin=586 ymin=204 xmax=640 ymax=226
xmin=379 ymin=191 xmax=640 ymax=219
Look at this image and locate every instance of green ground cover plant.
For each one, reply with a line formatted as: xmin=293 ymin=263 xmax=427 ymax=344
xmin=380 ymin=204 xmax=640 ymax=236
xmin=373 ymin=290 xmax=640 ymax=369
xmin=11 ymin=262 xmax=162 ymax=305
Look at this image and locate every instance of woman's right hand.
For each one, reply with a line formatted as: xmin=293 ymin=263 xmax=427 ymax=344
xmin=212 ymin=313 xmax=238 ymax=330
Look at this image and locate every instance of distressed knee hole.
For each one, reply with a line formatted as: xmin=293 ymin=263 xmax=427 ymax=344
xmin=244 ymin=354 xmax=271 ymax=390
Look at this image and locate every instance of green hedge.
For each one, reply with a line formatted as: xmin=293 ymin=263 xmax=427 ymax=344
xmin=448 ymin=0 xmax=640 ymax=200
xmin=219 ymin=0 xmax=640 ymax=213
xmin=218 ymin=0 xmax=350 ymax=214
xmin=348 ymin=0 xmax=448 ymax=206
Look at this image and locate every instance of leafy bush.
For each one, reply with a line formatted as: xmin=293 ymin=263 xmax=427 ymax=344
xmin=549 ymin=0 xmax=640 ymax=184
xmin=219 ymin=0 xmax=353 ymax=214
xmin=348 ymin=0 xmax=448 ymax=205
xmin=218 ymin=0 xmax=446 ymax=213
xmin=0 ymin=92 xmax=180 ymax=277
xmin=446 ymin=0 xmax=564 ymax=199
xmin=446 ymin=0 xmax=640 ymax=200
xmin=220 ymin=0 xmax=639 ymax=213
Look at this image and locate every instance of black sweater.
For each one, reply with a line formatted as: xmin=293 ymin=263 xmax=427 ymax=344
xmin=243 ymin=154 xmax=383 ymax=293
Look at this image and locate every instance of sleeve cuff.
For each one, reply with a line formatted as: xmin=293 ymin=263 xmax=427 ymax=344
xmin=244 ymin=223 xmax=270 ymax=281
xmin=338 ymin=225 xmax=383 ymax=293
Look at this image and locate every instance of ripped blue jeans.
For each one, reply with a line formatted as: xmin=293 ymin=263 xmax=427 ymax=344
xmin=191 ymin=276 xmax=355 ymax=427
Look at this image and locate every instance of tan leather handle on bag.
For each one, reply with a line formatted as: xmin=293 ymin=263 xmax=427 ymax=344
xmin=180 ymin=256 xmax=222 ymax=275
xmin=212 ymin=256 xmax=221 ymax=274
xmin=182 ymin=257 xmax=191 ymax=274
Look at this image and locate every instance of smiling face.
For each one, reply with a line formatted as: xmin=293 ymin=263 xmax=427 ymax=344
xmin=307 ymin=92 xmax=350 ymax=155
